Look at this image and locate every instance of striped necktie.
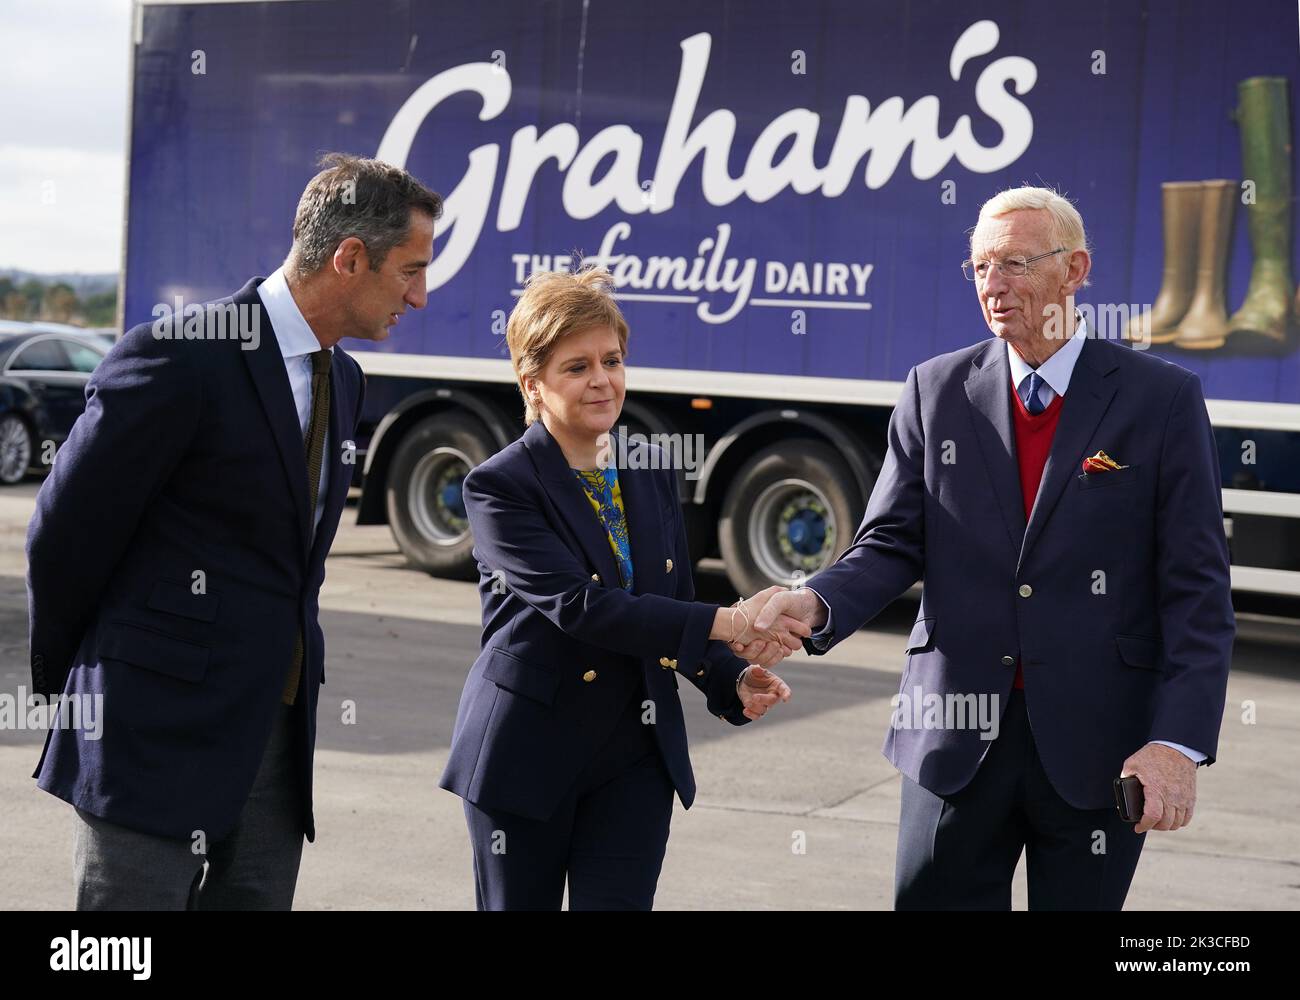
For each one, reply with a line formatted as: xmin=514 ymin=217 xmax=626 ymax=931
xmin=1023 ymin=372 xmax=1046 ymax=415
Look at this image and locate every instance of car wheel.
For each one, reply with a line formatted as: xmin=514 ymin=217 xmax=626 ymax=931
xmin=0 ymin=414 xmax=33 ymax=485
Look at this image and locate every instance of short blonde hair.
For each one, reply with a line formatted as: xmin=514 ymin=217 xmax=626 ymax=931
xmin=973 ymin=185 xmax=1091 ymax=287
xmin=507 ymin=266 xmax=630 ymax=425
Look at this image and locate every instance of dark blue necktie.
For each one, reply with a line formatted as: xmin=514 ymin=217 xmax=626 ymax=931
xmin=1023 ymin=372 xmax=1046 ymax=415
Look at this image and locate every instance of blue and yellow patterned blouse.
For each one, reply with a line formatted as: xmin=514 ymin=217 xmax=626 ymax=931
xmin=572 ymin=466 xmax=634 ymax=591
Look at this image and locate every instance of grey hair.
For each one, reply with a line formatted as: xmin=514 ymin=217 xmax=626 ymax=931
xmin=285 ymin=153 xmax=443 ymax=277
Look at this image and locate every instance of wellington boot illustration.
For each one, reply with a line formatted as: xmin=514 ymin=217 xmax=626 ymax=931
xmin=1228 ymin=76 xmax=1294 ymax=343
xmin=1126 ymin=181 xmax=1204 ymax=345
xmin=1174 ymin=179 xmax=1237 ymax=350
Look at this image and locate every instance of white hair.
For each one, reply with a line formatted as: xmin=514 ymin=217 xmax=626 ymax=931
xmin=972 ymin=185 xmax=1090 ymax=287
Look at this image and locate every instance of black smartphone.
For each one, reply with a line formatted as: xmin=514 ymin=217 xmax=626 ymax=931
xmin=1113 ymin=775 xmax=1144 ymax=823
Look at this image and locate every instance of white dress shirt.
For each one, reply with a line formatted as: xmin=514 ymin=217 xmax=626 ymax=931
xmin=256 ymin=267 xmax=331 ymax=534
xmin=1006 ymin=317 xmax=1089 ymax=410
xmin=806 ymin=320 xmax=1205 ymax=764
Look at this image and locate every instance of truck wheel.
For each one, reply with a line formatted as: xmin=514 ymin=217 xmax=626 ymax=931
xmin=0 ymin=414 xmax=33 ymax=485
xmin=718 ymin=439 xmax=862 ymax=597
xmin=386 ymin=412 xmax=493 ymax=578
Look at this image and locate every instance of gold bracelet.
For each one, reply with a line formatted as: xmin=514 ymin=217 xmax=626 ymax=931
xmin=729 ymin=598 xmax=751 ymax=644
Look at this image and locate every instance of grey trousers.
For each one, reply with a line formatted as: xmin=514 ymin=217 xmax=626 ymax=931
xmin=73 ymin=704 xmax=306 ymax=910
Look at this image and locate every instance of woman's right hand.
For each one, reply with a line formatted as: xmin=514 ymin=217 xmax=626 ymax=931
xmin=711 ymin=586 xmax=813 ymax=666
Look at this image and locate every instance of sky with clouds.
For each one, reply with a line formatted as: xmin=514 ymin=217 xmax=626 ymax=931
xmin=0 ymin=0 xmax=133 ymax=274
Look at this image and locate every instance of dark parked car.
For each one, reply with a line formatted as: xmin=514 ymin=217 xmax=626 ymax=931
xmin=0 ymin=327 xmax=109 ymax=484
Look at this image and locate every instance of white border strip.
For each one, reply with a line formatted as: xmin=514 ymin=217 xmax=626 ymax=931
xmin=1203 ymin=398 xmax=1300 ymax=432
xmin=350 ymin=352 xmax=1300 ymax=423
xmin=356 ymin=353 xmax=516 ymax=384
xmin=1222 ymin=489 xmax=1300 ymax=517
xmin=351 ymin=352 xmax=905 ymax=405
xmin=1231 ymin=566 xmax=1300 ymax=597
xmin=750 ymin=298 xmax=873 ymax=310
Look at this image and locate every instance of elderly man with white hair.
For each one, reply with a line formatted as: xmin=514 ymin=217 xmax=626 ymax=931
xmin=751 ymin=186 xmax=1234 ymax=910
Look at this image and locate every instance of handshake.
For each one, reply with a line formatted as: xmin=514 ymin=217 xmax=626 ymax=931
xmin=708 ymin=585 xmax=830 ymax=721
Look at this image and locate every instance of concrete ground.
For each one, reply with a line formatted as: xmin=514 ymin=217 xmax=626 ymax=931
xmin=1 ymin=482 xmax=1297 ymax=910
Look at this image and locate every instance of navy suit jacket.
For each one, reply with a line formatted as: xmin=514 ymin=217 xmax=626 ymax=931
xmin=439 ymin=419 xmax=751 ymax=822
xmin=806 ymin=335 xmax=1234 ymax=810
xmin=27 ymin=277 xmax=364 ymax=843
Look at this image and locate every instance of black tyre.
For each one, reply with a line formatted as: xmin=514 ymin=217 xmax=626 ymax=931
xmin=0 ymin=414 xmax=33 ymax=485
xmin=385 ymin=412 xmax=494 ymax=578
xmin=717 ymin=439 xmax=863 ymax=597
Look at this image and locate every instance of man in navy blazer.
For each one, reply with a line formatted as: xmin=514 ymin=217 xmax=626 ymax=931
xmin=755 ymin=187 xmax=1234 ymax=909
xmin=27 ymin=154 xmax=441 ymax=909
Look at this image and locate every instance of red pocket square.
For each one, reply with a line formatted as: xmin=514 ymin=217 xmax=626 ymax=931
xmin=1082 ymin=450 xmax=1128 ymax=473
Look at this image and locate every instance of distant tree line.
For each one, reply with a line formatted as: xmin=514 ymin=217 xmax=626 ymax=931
xmin=0 ymin=276 xmax=116 ymax=328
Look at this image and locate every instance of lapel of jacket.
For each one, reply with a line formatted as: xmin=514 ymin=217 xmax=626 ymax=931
xmin=1017 ymin=334 xmax=1119 ymax=572
xmin=964 ymin=338 xmax=1028 ymax=554
xmin=236 ymin=276 xmax=312 ymax=559
xmin=613 ymin=440 xmax=667 ymax=597
xmin=522 ymin=420 xmax=622 ymax=587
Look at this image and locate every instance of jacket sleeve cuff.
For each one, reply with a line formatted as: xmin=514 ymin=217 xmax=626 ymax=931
xmin=802 ymin=587 xmax=835 ymax=655
xmin=673 ymin=600 xmax=718 ymax=678
xmin=711 ymin=653 xmax=750 ymax=724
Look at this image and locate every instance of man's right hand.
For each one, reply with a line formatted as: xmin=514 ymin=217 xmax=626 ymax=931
xmin=751 ymin=588 xmax=828 ymax=636
xmin=715 ymin=586 xmax=834 ymax=666
xmin=715 ymin=585 xmax=814 ymax=667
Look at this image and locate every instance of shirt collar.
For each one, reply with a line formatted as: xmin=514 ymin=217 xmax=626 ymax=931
xmin=1005 ymin=316 xmax=1088 ymax=397
xmin=256 ymin=266 xmax=330 ymax=359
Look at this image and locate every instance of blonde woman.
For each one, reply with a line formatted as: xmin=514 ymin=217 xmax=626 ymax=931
xmin=439 ymin=267 xmax=804 ymax=910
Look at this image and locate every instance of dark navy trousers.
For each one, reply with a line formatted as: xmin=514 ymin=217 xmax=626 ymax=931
xmin=896 ymin=689 xmax=1147 ymax=910
xmin=463 ymin=688 xmax=676 ymax=911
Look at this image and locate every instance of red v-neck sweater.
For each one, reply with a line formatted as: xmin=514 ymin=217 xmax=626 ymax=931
xmin=1009 ymin=375 xmax=1065 ymax=688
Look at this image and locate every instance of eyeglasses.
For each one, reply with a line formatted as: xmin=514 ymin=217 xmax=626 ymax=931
xmin=961 ymin=247 xmax=1066 ymax=282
